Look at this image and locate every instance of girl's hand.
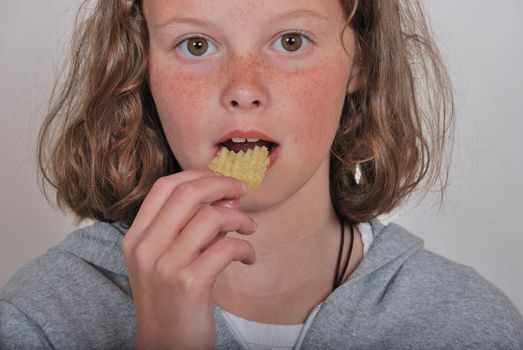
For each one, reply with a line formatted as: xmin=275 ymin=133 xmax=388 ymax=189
xmin=122 ymin=170 xmax=257 ymax=349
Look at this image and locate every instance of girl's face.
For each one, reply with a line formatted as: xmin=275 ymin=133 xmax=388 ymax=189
xmin=144 ymin=0 xmax=360 ymax=210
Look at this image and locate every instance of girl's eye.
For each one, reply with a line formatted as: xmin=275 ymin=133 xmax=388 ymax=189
xmin=176 ymin=32 xmax=310 ymax=57
xmin=273 ymin=33 xmax=311 ymax=53
xmin=177 ymin=37 xmax=217 ymax=57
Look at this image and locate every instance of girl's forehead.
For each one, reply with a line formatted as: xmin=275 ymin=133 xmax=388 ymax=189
xmin=143 ymin=0 xmax=346 ymax=28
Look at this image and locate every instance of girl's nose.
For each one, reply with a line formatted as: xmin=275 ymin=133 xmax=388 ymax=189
xmin=220 ymin=57 xmax=269 ymax=113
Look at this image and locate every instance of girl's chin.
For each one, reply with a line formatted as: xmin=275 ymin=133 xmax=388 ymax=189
xmin=238 ymin=186 xmax=285 ymax=213
xmin=238 ymin=191 xmax=269 ymax=212
xmin=238 ymin=194 xmax=262 ymax=212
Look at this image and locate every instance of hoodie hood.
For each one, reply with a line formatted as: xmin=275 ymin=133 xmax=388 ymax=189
xmin=54 ymin=221 xmax=129 ymax=276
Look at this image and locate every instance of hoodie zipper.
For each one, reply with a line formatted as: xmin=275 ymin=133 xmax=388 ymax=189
xmin=293 ymin=303 xmax=322 ymax=349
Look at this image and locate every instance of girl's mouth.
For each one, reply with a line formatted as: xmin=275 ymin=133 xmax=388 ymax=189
xmin=218 ymin=138 xmax=277 ymax=154
xmin=215 ymin=138 xmax=280 ymax=167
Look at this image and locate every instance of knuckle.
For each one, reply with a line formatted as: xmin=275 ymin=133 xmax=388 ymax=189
xmin=220 ymin=237 xmax=240 ymax=256
xmin=120 ymin=235 xmax=132 ymax=256
xmin=175 ymin=267 xmax=197 ymax=292
xmin=176 ymin=267 xmax=215 ymax=294
xmin=151 ymin=176 xmax=173 ymax=194
xmin=154 ymin=256 xmax=175 ymax=282
xmin=175 ymin=182 xmax=201 ymax=200
xmin=199 ymin=206 xmax=222 ymax=223
xmin=133 ymin=243 xmax=152 ymax=266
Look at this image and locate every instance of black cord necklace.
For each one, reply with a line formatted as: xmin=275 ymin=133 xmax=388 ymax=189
xmin=332 ymin=217 xmax=354 ymax=291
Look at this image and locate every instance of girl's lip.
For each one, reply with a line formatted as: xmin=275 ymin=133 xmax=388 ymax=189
xmin=216 ymin=129 xmax=277 ymax=144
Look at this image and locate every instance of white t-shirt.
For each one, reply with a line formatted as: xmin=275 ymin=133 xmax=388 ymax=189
xmin=219 ymin=222 xmax=374 ymax=349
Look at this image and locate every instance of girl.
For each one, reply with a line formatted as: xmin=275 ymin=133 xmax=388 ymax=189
xmin=1 ymin=0 xmax=522 ymax=349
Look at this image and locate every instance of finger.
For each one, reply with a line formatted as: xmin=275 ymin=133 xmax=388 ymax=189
xmin=136 ymin=175 xmax=248 ymax=259
xmin=212 ymin=198 xmax=240 ymax=210
xmin=186 ymin=237 xmax=256 ymax=286
xmin=166 ymin=206 xmax=257 ymax=264
xmin=124 ymin=169 xmax=218 ymax=247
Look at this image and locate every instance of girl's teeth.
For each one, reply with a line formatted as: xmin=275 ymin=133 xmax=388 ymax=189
xmin=231 ymin=137 xmax=260 ymax=143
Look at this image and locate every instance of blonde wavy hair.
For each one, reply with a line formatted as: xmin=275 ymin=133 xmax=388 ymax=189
xmin=38 ymin=0 xmax=454 ymax=227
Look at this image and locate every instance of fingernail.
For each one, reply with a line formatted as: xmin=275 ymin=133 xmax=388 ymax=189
xmin=241 ymin=181 xmax=248 ymax=192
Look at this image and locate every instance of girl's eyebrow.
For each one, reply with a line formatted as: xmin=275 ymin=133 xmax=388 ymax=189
xmin=272 ymin=9 xmax=329 ymax=22
xmin=155 ymin=8 xmax=328 ymax=30
xmin=156 ymin=16 xmax=208 ymax=29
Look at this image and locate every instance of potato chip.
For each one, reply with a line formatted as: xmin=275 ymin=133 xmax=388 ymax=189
xmin=208 ymin=146 xmax=269 ymax=193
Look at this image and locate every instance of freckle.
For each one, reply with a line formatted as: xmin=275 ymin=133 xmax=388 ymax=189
xmin=171 ymin=71 xmax=215 ymax=102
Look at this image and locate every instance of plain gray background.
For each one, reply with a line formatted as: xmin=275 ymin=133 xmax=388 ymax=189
xmin=1 ymin=0 xmax=522 ymax=314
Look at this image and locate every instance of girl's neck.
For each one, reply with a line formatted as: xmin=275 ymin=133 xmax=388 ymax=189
xmin=236 ymin=158 xmax=338 ymax=274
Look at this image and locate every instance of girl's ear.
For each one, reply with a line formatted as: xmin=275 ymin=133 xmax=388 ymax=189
xmin=347 ymin=65 xmax=362 ymax=94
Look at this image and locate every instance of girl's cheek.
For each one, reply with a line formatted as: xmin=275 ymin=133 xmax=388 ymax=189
xmin=148 ymin=67 xmax=206 ymax=157
xmin=149 ymin=50 xmax=216 ymax=114
xmin=161 ymin=73 xmax=212 ymax=112
xmin=285 ymin=64 xmax=346 ymax=137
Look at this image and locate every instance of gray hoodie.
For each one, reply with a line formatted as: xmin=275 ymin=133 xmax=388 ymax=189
xmin=1 ymin=219 xmax=522 ymax=349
